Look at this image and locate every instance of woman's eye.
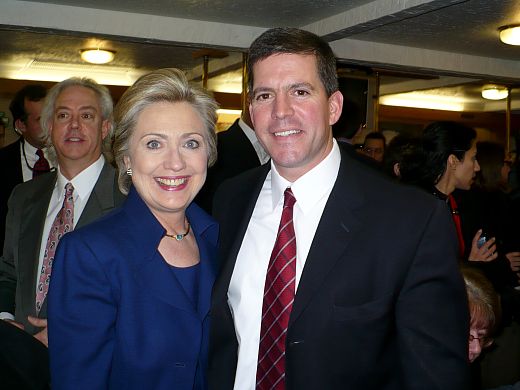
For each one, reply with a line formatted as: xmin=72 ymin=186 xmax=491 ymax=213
xmin=185 ymin=139 xmax=200 ymax=149
xmin=146 ymin=140 xmax=161 ymax=149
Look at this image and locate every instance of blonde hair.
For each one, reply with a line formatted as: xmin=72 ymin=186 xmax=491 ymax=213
xmin=462 ymin=266 xmax=501 ymax=334
xmin=112 ymin=68 xmax=218 ymax=194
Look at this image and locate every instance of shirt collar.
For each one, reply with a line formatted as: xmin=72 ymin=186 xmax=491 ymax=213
xmin=239 ymin=118 xmax=256 ymax=145
xmin=56 ymin=155 xmax=105 ymax=200
xmin=270 ymin=139 xmax=341 ymax=214
xmin=239 ymin=118 xmax=270 ymax=164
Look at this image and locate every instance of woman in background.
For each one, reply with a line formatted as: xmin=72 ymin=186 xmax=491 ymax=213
xmin=415 ymin=121 xmax=496 ymax=263
xmin=48 ymin=68 xmax=218 ymax=389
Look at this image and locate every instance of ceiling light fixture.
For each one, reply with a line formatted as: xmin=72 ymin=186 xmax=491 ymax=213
xmin=481 ymin=85 xmax=508 ymax=100
xmin=499 ymin=25 xmax=520 ymax=45
xmin=80 ymin=48 xmax=115 ymax=64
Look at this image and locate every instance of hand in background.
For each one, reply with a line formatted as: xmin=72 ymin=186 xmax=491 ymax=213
xmin=506 ymin=252 xmax=520 ymax=272
xmin=28 ymin=316 xmax=48 ymax=347
xmin=468 ymin=230 xmax=498 ymax=262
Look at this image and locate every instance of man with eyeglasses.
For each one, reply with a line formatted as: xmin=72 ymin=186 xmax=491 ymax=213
xmin=362 ymin=131 xmax=386 ymax=163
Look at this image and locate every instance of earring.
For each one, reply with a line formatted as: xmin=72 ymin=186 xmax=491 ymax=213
xmin=126 ymin=168 xmax=132 ymax=176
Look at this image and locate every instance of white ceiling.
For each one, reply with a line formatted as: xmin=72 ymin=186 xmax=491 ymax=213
xmin=0 ymin=0 xmax=519 ymax=110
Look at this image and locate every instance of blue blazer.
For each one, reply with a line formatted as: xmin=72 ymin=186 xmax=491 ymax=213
xmin=48 ymin=187 xmax=218 ymax=390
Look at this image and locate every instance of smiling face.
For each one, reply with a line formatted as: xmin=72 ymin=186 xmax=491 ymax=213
xmin=249 ymin=53 xmax=342 ymax=182
xmin=454 ymin=140 xmax=480 ymax=190
xmin=124 ymin=101 xmax=208 ymax=223
xmin=49 ymin=85 xmax=110 ymax=179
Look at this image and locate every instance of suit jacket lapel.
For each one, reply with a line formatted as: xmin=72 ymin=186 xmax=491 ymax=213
xmin=289 ymin=149 xmax=366 ymax=326
xmin=18 ymin=173 xmax=56 ymax=317
xmin=212 ymin=165 xmax=270 ymax=301
xmin=76 ymin=162 xmax=119 ymax=229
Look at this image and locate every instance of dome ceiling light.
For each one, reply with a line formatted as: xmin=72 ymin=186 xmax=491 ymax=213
xmin=80 ymin=48 xmax=115 ymax=64
xmin=499 ymin=25 xmax=520 ymax=45
xmin=481 ymin=85 xmax=509 ymax=100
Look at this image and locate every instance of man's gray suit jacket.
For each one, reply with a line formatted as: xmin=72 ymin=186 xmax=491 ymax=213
xmin=0 ymin=162 xmax=125 ymax=334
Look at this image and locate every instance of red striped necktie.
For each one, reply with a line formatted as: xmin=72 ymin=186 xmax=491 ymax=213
xmin=256 ymin=188 xmax=297 ymax=390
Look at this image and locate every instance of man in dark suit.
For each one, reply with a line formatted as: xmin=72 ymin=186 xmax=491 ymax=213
xmin=0 ymin=77 xmax=124 ymax=385
xmin=0 ymin=84 xmax=49 ymax=251
xmin=209 ymin=28 xmax=470 ymax=389
xmin=195 ymin=108 xmax=269 ymax=213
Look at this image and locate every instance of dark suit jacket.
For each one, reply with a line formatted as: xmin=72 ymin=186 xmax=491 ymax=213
xmin=195 ymin=119 xmax=263 ymax=213
xmin=0 ymin=161 xmax=125 ymax=334
xmin=48 ymin=187 xmax=218 ymax=390
xmin=0 ymin=138 xmax=23 ymax=251
xmin=209 ymin=145 xmax=470 ymax=389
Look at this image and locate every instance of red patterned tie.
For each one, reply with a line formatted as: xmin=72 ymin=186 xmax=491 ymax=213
xmin=35 ymin=183 xmax=74 ymax=313
xmin=257 ymin=188 xmax=297 ymax=390
xmin=33 ymin=149 xmax=51 ymax=178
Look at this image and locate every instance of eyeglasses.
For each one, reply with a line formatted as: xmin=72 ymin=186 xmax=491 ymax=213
xmin=469 ymin=333 xmax=493 ymax=348
xmin=363 ymin=147 xmax=384 ymax=154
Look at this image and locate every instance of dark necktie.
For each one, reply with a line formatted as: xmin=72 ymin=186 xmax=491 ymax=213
xmin=35 ymin=183 xmax=74 ymax=313
xmin=256 ymin=188 xmax=297 ymax=390
xmin=33 ymin=149 xmax=51 ymax=178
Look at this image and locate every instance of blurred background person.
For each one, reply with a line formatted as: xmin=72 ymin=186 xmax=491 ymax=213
xmin=457 ymin=141 xmax=520 ymax=389
xmin=382 ymin=134 xmax=424 ymax=183
xmin=461 ymin=266 xmax=501 ymax=388
xmin=0 ymin=84 xmax=49 ymax=250
xmin=48 ymin=68 xmax=219 ymax=390
xmin=407 ymin=121 xmax=496 ymax=263
xmin=361 ymin=131 xmax=386 ymax=162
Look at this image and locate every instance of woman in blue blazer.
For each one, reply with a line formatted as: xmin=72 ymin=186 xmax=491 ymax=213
xmin=48 ymin=68 xmax=219 ymax=389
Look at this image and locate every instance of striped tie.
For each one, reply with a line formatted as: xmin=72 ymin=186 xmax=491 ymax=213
xmin=256 ymin=188 xmax=297 ymax=390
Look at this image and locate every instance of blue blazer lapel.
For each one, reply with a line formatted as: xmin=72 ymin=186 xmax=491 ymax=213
xmin=289 ymin=149 xmax=366 ymax=327
xmin=125 ymin=188 xmax=218 ymax=318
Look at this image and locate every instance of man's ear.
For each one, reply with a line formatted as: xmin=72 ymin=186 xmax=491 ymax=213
xmin=328 ymin=90 xmax=343 ymax=126
xmin=101 ymin=120 xmax=111 ymax=140
xmin=15 ymin=119 xmax=26 ymax=134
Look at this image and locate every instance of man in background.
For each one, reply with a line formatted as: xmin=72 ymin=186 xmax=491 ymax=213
xmin=0 ymin=77 xmax=125 ymax=387
xmin=362 ymin=131 xmax=386 ymax=162
xmin=0 ymin=85 xmax=50 ymax=250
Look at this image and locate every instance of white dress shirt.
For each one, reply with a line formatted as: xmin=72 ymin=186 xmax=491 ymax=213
xmin=229 ymin=140 xmax=341 ymax=390
xmin=35 ymin=155 xmax=105 ymax=293
xmin=20 ymin=140 xmax=54 ymax=182
xmin=239 ymin=118 xmax=270 ymax=165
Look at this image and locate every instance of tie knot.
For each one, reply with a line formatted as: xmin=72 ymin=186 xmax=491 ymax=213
xmin=65 ymin=182 xmax=74 ymax=196
xmin=283 ymin=188 xmax=296 ymax=209
xmin=36 ymin=149 xmax=45 ymax=158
